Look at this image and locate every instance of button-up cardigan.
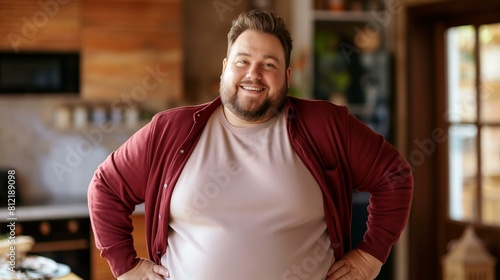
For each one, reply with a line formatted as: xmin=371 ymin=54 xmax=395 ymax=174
xmin=88 ymin=96 xmax=413 ymax=278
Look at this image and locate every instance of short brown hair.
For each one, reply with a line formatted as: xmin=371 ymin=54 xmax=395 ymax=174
xmin=227 ymin=10 xmax=293 ymax=68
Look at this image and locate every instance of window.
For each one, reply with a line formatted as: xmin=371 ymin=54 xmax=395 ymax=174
xmin=447 ymin=23 xmax=500 ymax=227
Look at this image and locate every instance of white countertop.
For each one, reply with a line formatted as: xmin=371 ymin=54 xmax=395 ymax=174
xmin=0 ymin=203 xmax=145 ymax=221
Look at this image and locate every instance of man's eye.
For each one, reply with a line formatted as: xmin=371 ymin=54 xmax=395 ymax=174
xmin=263 ymin=63 xmax=276 ymax=68
xmin=236 ymin=60 xmax=247 ymax=65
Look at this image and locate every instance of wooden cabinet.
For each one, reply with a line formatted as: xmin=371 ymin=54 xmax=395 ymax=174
xmin=91 ymin=213 xmax=148 ymax=280
xmin=81 ymin=0 xmax=183 ymax=112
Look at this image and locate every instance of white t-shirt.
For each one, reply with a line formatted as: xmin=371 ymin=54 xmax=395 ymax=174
xmin=162 ymin=106 xmax=334 ymax=279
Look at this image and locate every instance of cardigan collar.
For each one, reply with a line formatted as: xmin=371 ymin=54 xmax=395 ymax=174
xmin=193 ymin=95 xmax=298 ymax=124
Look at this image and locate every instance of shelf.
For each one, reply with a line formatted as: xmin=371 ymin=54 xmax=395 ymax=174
xmin=314 ymin=10 xmax=378 ymax=22
xmin=50 ymin=121 xmax=149 ymax=135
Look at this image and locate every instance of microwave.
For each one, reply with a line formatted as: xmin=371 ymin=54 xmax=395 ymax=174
xmin=0 ymin=52 xmax=79 ymax=94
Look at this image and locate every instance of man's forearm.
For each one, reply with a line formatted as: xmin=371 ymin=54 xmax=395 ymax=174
xmin=88 ymin=168 xmax=140 ymax=277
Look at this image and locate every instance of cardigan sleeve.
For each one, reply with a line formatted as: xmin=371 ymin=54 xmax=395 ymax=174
xmin=346 ymin=114 xmax=414 ymax=263
xmin=87 ymin=119 xmax=154 ymax=277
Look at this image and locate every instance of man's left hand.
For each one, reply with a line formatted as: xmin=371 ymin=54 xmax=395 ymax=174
xmin=326 ymin=249 xmax=382 ymax=280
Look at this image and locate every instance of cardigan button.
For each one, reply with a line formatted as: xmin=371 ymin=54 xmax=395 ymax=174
xmin=159 ymin=214 xmax=162 ymax=219
xmin=180 ymin=149 xmax=185 ymax=154
xmin=163 ymin=183 xmax=167 ymax=189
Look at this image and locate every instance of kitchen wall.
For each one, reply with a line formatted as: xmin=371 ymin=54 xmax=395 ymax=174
xmin=0 ymin=0 xmax=291 ymax=204
xmin=0 ymin=95 xmax=133 ymax=205
xmin=0 ymin=0 xmax=182 ymax=205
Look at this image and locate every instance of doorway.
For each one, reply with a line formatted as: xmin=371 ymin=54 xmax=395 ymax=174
xmin=406 ymin=1 xmax=500 ymax=279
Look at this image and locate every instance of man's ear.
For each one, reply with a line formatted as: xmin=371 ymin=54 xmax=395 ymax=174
xmin=222 ymin=58 xmax=227 ymax=76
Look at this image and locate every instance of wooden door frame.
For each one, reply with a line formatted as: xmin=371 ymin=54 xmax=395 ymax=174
xmin=406 ymin=10 xmax=439 ymax=279
xmin=406 ymin=1 xmax=500 ymax=279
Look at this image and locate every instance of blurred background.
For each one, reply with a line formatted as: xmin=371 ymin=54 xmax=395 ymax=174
xmin=0 ymin=0 xmax=499 ymax=279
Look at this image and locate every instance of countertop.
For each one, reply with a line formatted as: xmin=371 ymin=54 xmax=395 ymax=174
xmin=0 ymin=201 xmax=144 ymax=221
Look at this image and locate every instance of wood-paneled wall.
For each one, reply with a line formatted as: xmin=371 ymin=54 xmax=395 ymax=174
xmin=81 ymin=0 xmax=183 ymax=112
xmin=0 ymin=0 xmax=182 ymax=112
xmin=0 ymin=0 xmax=81 ymax=52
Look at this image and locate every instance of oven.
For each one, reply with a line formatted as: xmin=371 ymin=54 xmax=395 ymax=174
xmin=0 ymin=206 xmax=91 ymax=279
xmin=0 ymin=52 xmax=79 ymax=94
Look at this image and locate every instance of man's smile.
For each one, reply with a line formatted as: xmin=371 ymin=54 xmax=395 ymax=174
xmin=241 ymin=85 xmax=264 ymax=91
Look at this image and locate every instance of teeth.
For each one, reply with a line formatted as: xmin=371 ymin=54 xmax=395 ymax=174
xmin=242 ymin=86 xmax=263 ymax=91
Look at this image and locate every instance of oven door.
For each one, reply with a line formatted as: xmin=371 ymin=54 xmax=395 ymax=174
xmin=1 ymin=218 xmax=91 ymax=279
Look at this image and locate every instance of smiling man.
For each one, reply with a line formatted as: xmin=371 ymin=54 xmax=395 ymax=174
xmin=88 ymin=10 xmax=413 ymax=280
xmin=220 ymin=28 xmax=290 ymax=126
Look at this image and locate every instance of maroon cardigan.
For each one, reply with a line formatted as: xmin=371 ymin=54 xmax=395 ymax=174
xmin=88 ymin=97 xmax=413 ymax=277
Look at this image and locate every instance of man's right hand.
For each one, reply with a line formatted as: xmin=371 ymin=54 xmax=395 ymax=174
xmin=117 ymin=258 xmax=170 ymax=280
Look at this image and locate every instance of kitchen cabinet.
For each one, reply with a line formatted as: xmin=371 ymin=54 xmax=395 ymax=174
xmin=81 ymin=0 xmax=183 ymax=113
xmin=91 ymin=213 xmax=148 ymax=280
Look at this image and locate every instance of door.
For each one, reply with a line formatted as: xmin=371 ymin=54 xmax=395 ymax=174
xmin=406 ymin=1 xmax=500 ymax=279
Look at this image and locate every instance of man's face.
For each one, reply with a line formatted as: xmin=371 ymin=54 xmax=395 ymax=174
xmin=220 ymin=29 xmax=291 ymax=125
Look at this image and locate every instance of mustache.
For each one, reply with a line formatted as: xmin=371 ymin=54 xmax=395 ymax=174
xmin=238 ymin=79 xmax=267 ymax=87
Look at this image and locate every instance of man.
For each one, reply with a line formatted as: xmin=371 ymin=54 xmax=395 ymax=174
xmin=88 ymin=10 xmax=413 ymax=280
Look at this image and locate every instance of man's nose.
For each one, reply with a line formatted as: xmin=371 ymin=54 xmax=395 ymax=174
xmin=246 ymin=64 xmax=262 ymax=81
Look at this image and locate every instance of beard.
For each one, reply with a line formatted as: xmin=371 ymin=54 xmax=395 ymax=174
xmin=219 ymin=77 xmax=288 ymax=123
